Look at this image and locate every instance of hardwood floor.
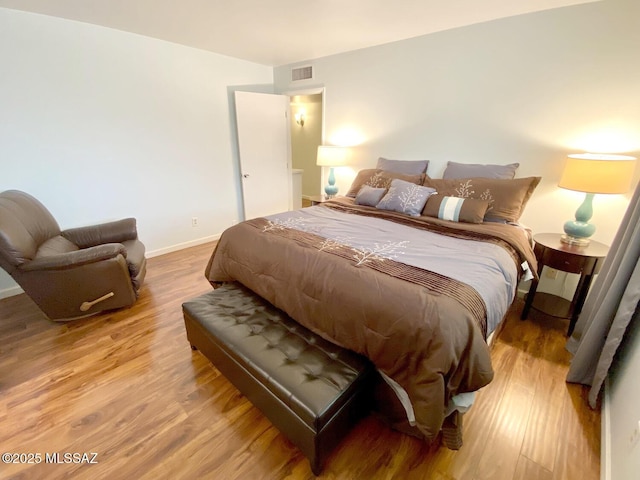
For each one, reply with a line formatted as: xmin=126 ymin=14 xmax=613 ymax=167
xmin=0 ymin=242 xmax=600 ymax=479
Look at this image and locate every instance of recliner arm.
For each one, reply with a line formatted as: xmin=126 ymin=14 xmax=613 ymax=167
xmin=20 ymin=243 xmax=127 ymax=271
xmin=62 ymin=218 xmax=138 ymax=249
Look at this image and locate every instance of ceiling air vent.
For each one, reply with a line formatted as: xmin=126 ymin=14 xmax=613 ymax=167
xmin=291 ymin=65 xmax=313 ymax=82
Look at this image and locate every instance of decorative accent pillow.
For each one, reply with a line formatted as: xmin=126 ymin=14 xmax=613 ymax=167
xmin=355 ymin=185 xmax=387 ymax=207
xmin=346 ymin=169 xmax=424 ymax=197
xmin=421 ymin=176 xmax=541 ymax=223
xmin=442 ymin=161 xmax=520 ymax=180
xmin=422 ymin=195 xmax=489 ymax=223
xmin=376 ymin=157 xmax=429 ymax=175
xmin=376 ymin=179 xmax=436 ymax=217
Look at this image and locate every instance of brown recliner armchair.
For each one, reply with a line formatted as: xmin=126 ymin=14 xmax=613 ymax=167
xmin=0 ymin=190 xmax=146 ymax=320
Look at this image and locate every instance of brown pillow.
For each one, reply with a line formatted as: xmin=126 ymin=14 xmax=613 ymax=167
xmin=422 ymin=195 xmax=489 ymax=223
xmin=346 ymin=169 xmax=424 ymax=198
xmin=421 ymin=176 xmax=541 ymax=223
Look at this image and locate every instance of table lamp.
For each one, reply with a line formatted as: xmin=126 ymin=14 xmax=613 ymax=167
xmin=558 ymin=153 xmax=636 ymax=246
xmin=317 ymin=146 xmax=348 ymax=198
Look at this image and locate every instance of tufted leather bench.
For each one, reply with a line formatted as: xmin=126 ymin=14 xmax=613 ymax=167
xmin=182 ymin=282 xmax=374 ymax=475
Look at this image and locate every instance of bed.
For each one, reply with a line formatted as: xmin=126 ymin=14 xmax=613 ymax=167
xmin=205 ymin=166 xmax=540 ymax=445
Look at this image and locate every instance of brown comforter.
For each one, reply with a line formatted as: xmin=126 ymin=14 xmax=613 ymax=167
xmin=205 ymin=198 xmax=537 ymax=442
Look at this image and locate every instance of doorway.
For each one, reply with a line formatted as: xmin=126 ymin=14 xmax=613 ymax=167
xmin=289 ymin=92 xmax=323 ymax=199
xmin=234 ymin=91 xmax=291 ymax=220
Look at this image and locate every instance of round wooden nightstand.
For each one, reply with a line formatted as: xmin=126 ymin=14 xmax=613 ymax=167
xmin=309 ymin=195 xmax=331 ymax=206
xmin=521 ymin=233 xmax=609 ymax=336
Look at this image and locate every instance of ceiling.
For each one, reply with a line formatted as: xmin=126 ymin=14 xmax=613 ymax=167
xmin=0 ymin=0 xmax=598 ymax=66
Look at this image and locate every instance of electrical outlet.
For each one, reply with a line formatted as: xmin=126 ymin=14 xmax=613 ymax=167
xmin=191 ymin=217 xmax=198 ymax=227
xmin=545 ymin=267 xmax=558 ymax=280
xmin=631 ymin=420 xmax=640 ymax=448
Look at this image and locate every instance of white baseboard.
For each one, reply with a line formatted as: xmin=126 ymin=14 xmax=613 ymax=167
xmin=602 ymin=377 xmax=611 ymax=480
xmin=0 ymin=285 xmax=24 ymax=300
xmin=0 ymin=235 xmax=220 ymax=300
xmin=146 ymin=234 xmax=220 ymax=258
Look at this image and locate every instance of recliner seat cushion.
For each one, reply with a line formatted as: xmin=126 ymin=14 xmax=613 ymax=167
xmin=35 ymin=236 xmax=79 ymax=258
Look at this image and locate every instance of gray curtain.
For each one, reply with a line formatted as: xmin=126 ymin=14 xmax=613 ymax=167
xmin=566 ymin=180 xmax=640 ymax=408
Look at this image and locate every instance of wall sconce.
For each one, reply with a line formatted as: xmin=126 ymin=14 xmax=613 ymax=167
xmin=295 ymin=111 xmax=305 ymax=127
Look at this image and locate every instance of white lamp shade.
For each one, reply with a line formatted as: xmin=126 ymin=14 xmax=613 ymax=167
xmin=316 ymin=146 xmax=348 ymax=167
xmin=559 ymin=153 xmax=636 ymax=194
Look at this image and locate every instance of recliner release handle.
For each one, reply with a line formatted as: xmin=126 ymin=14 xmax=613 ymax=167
xmin=80 ymin=292 xmax=115 ymax=312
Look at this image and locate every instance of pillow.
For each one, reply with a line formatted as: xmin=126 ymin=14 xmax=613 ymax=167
xmin=376 ymin=157 xmax=429 ymax=175
xmin=442 ymin=161 xmax=520 ymax=180
xmin=421 ymin=176 xmax=541 ymax=223
xmin=422 ymin=195 xmax=489 ymax=223
xmin=376 ymin=179 xmax=436 ymax=217
xmin=346 ymin=169 xmax=424 ymax=197
xmin=355 ymin=185 xmax=387 ymax=207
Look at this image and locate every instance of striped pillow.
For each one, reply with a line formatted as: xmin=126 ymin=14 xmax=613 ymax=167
xmin=422 ymin=195 xmax=489 ymax=223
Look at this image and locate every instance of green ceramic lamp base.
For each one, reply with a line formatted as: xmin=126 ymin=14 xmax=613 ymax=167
xmin=324 ymin=167 xmax=338 ymax=198
xmin=562 ymin=192 xmax=596 ymax=246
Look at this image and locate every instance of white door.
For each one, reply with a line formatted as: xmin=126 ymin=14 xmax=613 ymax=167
xmin=235 ymin=91 xmax=291 ymax=220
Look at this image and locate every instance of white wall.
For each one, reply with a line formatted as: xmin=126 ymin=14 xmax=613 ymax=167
xmin=607 ymin=311 xmax=640 ymax=480
xmin=274 ymin=0 xmax=640 ymax=249
xmin=0 ymin=8 xmax=273 ymax=295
